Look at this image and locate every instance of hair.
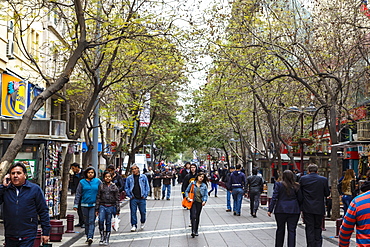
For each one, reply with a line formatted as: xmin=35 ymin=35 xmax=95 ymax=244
xmin=84 ymin=167 xmax=96 ymax=178
xmin=252 ymin=167 xmax=258 ymax=175
xmin=195 ymin=172 xmax=208 ymax=185
xmin=70 ymin=163 xmax=80 ymax=168
xmin=107 ymin=164 xmax=115 ymax=170
xmin=103 ymin=171 xmax=111 ymax=179
xmin=307 ymin=164 xmax=318 ymax=173
xmin=342 ymin=169 xmax=355 ymax=192
xmin=281 ymin=170 xmax=299 ymax=196
xmin=235 ymin=164 xmax=241 ymax=170
xmin=190 ymin=163 xmax=197 ymax=169
xmin=8 ymin=162 xmax=27 ymax=175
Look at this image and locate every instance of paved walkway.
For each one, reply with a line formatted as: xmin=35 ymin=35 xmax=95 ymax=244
xmin=66 ymin=184 xmax=356 ymax=247
xmin=0 ymin=184 xmax=356 ymax=246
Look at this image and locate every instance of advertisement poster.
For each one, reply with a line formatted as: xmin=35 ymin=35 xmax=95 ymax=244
xmin=1 ymin=73 xmax=27 ymax=117
xmin=14 ymin=159 xmax=36 ymax=180
xmin=28 ymin=83 xmax=45 ymax=118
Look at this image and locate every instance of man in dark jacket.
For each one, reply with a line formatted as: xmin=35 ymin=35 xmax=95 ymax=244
xmin=161 ymin=166 xmax=173 ymax=200
xmin=70 ymin=162 xmax=85 ymax=227
xmin=107 ymin=165 xmax=125 ymax=193
xmin=224 ymin=166 xmax=235 ymax=212
xmin=0 ymin=162 xmax=50 ymax=246
xmin=227 ymin=164 xmax=247 ymax=216
xmin=300 ymin=164 xmax=330 ymax=247
xmin=181 ymin=163 xmax=197 ymax=199
xmin=152 ymin=169 xmax=162 ymax=200
xmin=246 ymin=167 xmax=264 ymax=218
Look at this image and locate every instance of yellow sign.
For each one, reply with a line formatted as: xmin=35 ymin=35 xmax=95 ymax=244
xmin=1 ymin=73 xmax=27 ymax=117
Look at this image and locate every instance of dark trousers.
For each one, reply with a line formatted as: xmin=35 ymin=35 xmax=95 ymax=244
xmin=5 ymin=237 xmax=36 ymax=247
xmin=77 ymin=200 xmax=84 ymax=225
xmin=249 ymin=191 xmax=261 ymax=215
xmin=190 ymin=201 xmax=203 ymax=234
xmin=275 ymin=213 xmax=300 ymax=247
xmin=303 ymin=212 xmax=323 ymax=247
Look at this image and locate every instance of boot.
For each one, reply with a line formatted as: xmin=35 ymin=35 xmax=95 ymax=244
xmin=104 ymin=231 xmax=111 ymax=245
xmin=99 ymin=230 xmax=105 ymax=245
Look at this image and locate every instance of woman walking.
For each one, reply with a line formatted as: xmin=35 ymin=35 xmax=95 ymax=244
xmin=267 ymin=170 xmax=301 ymax=247
xmin=339 ymin=169 xmax=357 ymax=215
xmin=185 ymin=172 xmax=208 ymax=238
xmin=208 ymin=171 xmax=220 ymax=197
xmin=96 ymin=171 xmax=120 ymax=245
xmin=74 ymin=167 xmax=102 ymax=245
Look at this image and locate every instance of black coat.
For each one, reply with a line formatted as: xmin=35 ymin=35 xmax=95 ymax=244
xmin=299 ymin=173 xmax=330 ymax=215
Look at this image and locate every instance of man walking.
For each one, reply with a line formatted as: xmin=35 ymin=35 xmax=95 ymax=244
xmin=125 ymin=164 xmax=150 ymax=232
xmin=70 ymin=162 xmax=85 ymax=228
xmin=246 ymin=167 xmax=264 ymax=218
xmin=161 ymin=166 xmax=173 ymax=200
xmin=224 ymin=166 xmax=235 ymax=212
xmin=0 ymin=162 xmax=50 ymax=246
xmin=339 ymin=190 xmax=370 ymax=246
xmin=228 ymin=164 xmax=246 ymax=216
xmin=300 ymin=164 xmax=330 ymax=247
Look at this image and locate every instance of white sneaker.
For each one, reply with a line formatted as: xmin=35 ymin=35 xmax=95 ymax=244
xmin=188 ymin=223 xmax=191 ymax=227
xmin=131 ymin=226 xmax=137 ymax=232
xmin=140 ymin=223 xmax=145 ymax=230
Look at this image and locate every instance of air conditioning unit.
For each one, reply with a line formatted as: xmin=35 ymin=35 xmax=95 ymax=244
xmin=6 ymin=39 xmax=15 ymax=59
xmin=7 ymin=20 xmax=14 ymax=32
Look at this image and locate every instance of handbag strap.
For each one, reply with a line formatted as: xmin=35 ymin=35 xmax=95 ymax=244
xmin=190 ymin=183 xmax=195 ymax=193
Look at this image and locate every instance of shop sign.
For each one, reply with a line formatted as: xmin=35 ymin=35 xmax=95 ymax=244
xmin=1 ymin=73 xmax=27 ymax=117
xmin=28 ymin=83 xmax=45 ymax=118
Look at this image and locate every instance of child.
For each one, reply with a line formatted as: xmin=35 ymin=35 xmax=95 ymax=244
xmin=96 ymin=171 xmax=120 ymax=245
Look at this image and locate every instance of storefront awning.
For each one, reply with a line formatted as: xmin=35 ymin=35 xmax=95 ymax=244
xmin=331 ymin=141 xmax=370 ymax=148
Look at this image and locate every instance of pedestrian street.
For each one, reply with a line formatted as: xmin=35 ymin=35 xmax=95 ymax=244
xmin=71 ymin=184 xmax=355 ymax=247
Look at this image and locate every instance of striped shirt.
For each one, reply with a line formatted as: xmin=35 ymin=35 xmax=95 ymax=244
xmin=339 ymin=191 xmax=370 ymax=246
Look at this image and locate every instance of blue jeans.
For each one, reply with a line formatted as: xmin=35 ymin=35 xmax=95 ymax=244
xmin=98 ymin=205 xmax=116 ymax=232
xmin=162 ymin=184 xmax=171 ymax=199
xmin=342 ymin=195 xmax=353 ymax=216
xmin=226 ymin=190 xmax=232 ymax=210
xmin=232 ymin=188 xmax=244 ymax=214
xmin=208 ymin=183 xmax=218 ymax=196
xmin=130 ymin=198 xmax=146 ymax=227
xmin=82 ymin=206 xmax=96 ymax=239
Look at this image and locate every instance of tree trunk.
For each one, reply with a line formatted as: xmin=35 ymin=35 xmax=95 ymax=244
xmin=60 ymin=151 xmax=73 ymax=218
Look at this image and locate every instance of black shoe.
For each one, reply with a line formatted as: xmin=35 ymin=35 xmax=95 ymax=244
xmin=167 ymin=198 xmax=170 ymax=200
xmin=233 ymin=211 xmax=236 ymax=215
xmin=226 ymin=209 xmax=231 ymax=212
xmin=236 ymin=213 xmax=241 ymax=216
xmin=252 ymin=214 xmax=257 ymax=218
xmin=215 ymin=195 xmax=217 ymax=197
xmin=74 ymin=223 xmax=82 ymax=227
xmin=162 ymin=196 xmax=164 ymax=200
xmin=191 ymin=232 xmax=195 ymax=238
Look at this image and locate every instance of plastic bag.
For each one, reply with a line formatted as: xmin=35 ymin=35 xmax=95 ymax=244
xmin=112 ymin=215 xmax=120 ymax=231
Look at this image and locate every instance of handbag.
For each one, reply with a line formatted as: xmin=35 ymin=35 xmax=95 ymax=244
xmin=182 ymin=183 xmax=195 ymax=209
xmin=112 ymin=215 xmax=120 ymax=231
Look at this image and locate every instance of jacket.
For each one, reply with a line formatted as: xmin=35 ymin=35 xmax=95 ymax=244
xmin=210 ymin=173 xmax=220 ymax=184
xmin=299 ymin=172 xmax=330 ymax=215
xmin=152 ymin=173 xmax=162 ymax=187
xmin=95 ymin=182 xmax=120 ymax=214
xmin=185 ymin=181 xmax=208 ymax=202
xmin=227 ymin=170 xmax=246 ymax=190
xmin=161 ymin=171 xmax=173 ymax=185
xmin=74 ymin=178 xmax=102 ymax=208
xmin=268 ymin=182 xmax=301 ymax=214
xmin=125 ymin=174 xmax=150 ymax=199
xmin=111 ymin=172 xmax=125 ymax=192
xmin=69 ymin=169 xmax=84 ymax=194
xmin=246 ymin=175 xmax=264 ymax=193
xmin=0 ymin=181 xmax=51 ymax=238
xmin=181 ymin=172 xmax=197 ymax=193
xmin=224 ymin=172 xmax=232 ymax=190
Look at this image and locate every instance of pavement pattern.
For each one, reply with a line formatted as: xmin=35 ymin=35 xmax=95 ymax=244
xmin=60 ymin=184 xmax=356 ymax=247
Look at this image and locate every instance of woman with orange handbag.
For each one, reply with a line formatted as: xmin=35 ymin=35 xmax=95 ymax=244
xmin=185 ymin=172 xmax=209 ymax=238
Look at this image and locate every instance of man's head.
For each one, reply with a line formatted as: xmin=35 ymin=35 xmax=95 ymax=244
xmin=131 ymin=164 xmax=140 ymax=175
xmin=190 ymin=163 xmax=197 ymax=174
xmin=8 ymin=162 xmax=27 ymax=186
xmin=252 ymin=167 xmax=258 ymax=175
xmin=71 ymin=163 xmax=81 ymax=173
xmin=229 ymin=166 xmax=235 ymax=172
xmin=107 ymin=164 xmax=115 ymax=175
xmin=235 ymin=164 xmax=241 ymax=170
xmin=307 ymin=164 xmax=318 ymax=173
xmin=155 ymin=169 xmax=160 ymax=174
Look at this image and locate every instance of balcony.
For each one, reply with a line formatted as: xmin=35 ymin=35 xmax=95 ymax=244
xmin=357 ymin=121 xmax=370 ymax=141
xmin=0 ymin=118 xmax=68 ymax=140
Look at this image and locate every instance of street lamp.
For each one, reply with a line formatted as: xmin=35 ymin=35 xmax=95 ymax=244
xmin=288 ymin=103 xmax=317 ymax=174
